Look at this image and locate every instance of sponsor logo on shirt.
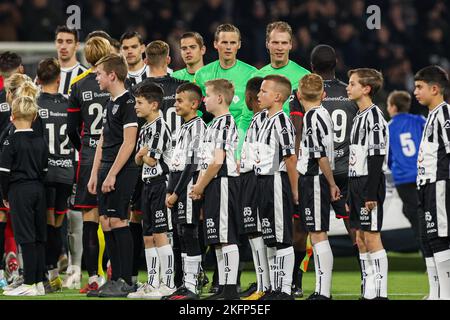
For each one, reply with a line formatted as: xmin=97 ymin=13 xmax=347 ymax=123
xmin=38 ymin=109 xmax=49 ymax=119
xmin=0 ymin=103 xmax=10 ymax=112
xmin=82 ymin=91 xmax=93 ymax=101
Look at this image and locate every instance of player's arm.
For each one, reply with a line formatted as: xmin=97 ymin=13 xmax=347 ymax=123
xmin=284 ymin=154 xmax=299 ymax=204
xmin=142 ymin=127 xmax=170 ymax=167
xmin=87 ymin=133 xmax=103 ymax=195
xmin=67 ymin=85 xmax=82 ymax=150
xmin=365 ymin=116 xmax=388 ymax=209
xmin=0 ymin=137 xmax=14 ymax=205
xmin=102 ymin=126 xmax=137 ymax=193
xmin=290 ymin=91 xmax=304 ymax=155
xmin=279 ymin=118 xmax=299 ymax=203
xmin=192 ymin=148 xmax=225 ymax=196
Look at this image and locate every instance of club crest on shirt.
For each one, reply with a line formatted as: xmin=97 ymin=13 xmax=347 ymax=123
xmin=426 ymin=125 xmax=433 ymax=137
xmin=306 ymin=128 xmax=313 ymax=136
xmin=444 ymin=120 xmax=450 ymax=129
xmin=112 ymin=104 xmax=119 ymax=115
xmin=349 ymin=149 xmax=357 ymax=166
xmin=372 ymin=123 xmax=380 ymax=132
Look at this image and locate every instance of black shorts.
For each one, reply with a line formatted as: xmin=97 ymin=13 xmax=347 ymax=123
xmin=45 ymin=182 xmax=72 ymax=215
xmin=130 ymin=178 xmax=143 ymax=214
xmin=257 ymin=172 xmax=293 ymax=246
xmin=240 ymin=172 xmax=261 ymax=235
xmin=349 ymin=175 xmax=386 ymax=232
xmin=8 ymin=181 xmax=46 ymax=245
xmin=299 ymin=175 xmax=331 ymax=232
xmin=74 ymin=164 xmax=98 ymax=209
xmin=142 ymin=177 xmax=170 ymax=236
xmin=171 ymin=171 xmax=201 ymax=225
xmin=419 ymin=180 xmax=450 ymax=239
xmin=97 ymin=164 xmax=139 ymax=220
xmin=331 ymin=173 xmax=349 ymax=219
xmin=203 ymin=176 xmax=240 ymax=246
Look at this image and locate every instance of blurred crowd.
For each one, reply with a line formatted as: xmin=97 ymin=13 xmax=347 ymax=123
xmin=0 ymin=0 xmax=449 ymax=110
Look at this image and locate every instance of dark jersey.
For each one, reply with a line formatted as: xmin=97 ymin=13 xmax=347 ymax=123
xmin=138 ymin=75 xmax=187 ymax=144
xmin=68 ymin=71 xmax=110 ymax=165
xmin=37 ymin=93 xmax=75 ymax=185
xmin=321 ymin=79 xmax=358 ymax=175
xmin=101 ymin=90 xmax=138 ymax=165
xmin=0 ymin=89 xmax=11 ymax=138
xmin=0 ymin=129 xmax=48 ymax=189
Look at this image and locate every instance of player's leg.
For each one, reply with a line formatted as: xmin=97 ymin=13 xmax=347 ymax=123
xmin=0 ymin=211 xmax=7 ymax=288
xmin=302 ymin=175 xmax=333 ymax=300
xmin=423 ymin=181 xmax=450 ymax=300
xmin=361 ymin=175 xmax=388 ymax=300
xmin=130 ymin=178 xmax=144 ymax=285
xmin=292 ymin=217 xmax=307 ymax=298
xmin=80 ymin=208 xmax=101 ymax=292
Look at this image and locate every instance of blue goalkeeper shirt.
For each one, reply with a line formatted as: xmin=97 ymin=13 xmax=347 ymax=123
xmin=388 ymin=113 xmax=426 ymax=186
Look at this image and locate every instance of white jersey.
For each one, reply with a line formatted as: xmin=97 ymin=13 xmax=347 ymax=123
xmin=240 ymin=110 xmax=267 ymax=173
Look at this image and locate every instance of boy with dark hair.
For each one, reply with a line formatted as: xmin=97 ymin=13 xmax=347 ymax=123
xmin=162 ymin=82 xmax=206 ymax=300
xmin=238 ymin=77 xmax=271 ymax=300
xmin=387 ymin=91 xmax=427 ymax=275
xmin=127 ymin=81 xmax=176 ymax=299
xmin=190 ymin=79 xmax=241 ymax=300
xmin=86 ymin=54 xmax=139 ymax=297
xmin=415 ymin=65 xmax=450 ymax=300
xmin=36 ymin=58 xmax=75 ymax=292
xmin=67 ymin=36 xmax=112 ymax=293
xmin=54 ymin=26 xmax=87 ymax=97
xmin=346 ymin=68 xmax=389 ymax=300
xmin=172 ymin=32 xmax=206 ymax=82
xmin=0 ymin=96 xmax=48 ymax=296
xmin=297 ymin=74 xmax=340 ymax=300
xmin=255 ymin=74 xmax=298 ymax=300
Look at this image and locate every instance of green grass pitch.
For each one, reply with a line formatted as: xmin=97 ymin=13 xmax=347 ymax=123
xmin=0 ymin=252 xmax=428 ymax=300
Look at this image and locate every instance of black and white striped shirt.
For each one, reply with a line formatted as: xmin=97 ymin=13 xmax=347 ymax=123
xmin=127 ymin=65 xmax=149 ymax=87
xmin=59 ymin=62 xmax=87 ymax=97
xmin=240 ymin=110 xmax=267 ymax=173
xmin=137 ymin=116 xmax=172 ymax=181
xmin=171 ymin=116 xmax=206 ymax=172
xmin=348 ymin=105 xmax=389 ymax=177
xmin=200 ymin=113 xmax=239 ymax=178
xmin=417 ymin=102 xmax=450 ymax=186
xmin=255 ymin=110 xmax=296 ymax=175
xmin=297 ymin=106 xmax=334 ymax=176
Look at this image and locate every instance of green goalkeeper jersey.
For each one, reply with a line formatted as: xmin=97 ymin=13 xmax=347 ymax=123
xmin=194 ymin=60 xmax=257 ymax=159
xmin=172 ymin=68 xmax=196 ymax=82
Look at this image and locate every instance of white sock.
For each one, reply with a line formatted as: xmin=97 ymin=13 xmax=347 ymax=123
xmin=181 ymin=252 xmax=187 ymax=282
xmin=48 ymin=268 xmax=59 ymax=280
xmin=222 ymin=244 xmax=239 ymax=285
xmin=145 ymin=247 xmax=160 ymax=288
xmin=434 ymin=249 xmax=450 ymax=300
xmin=360 ymin=252 xmax=375 ymax=299
xmin=249 ymin=236 xmax=270 ymax=292
xmin=67 ymin=210 xmax=83 ymax=267
xmin=215 ymin=248 xmax=225 ymax=286
xmin=425 ymin=257 xmax=440 ymax=300
xmin=157 ymin=244 xmax=175 ymax=289
xmin=267 ymin=246 xmax=278 ymax=291
xmin=370 ymin=249 xmax=388 ymax=298
xmin=276 ymin=246 xmax=294 ymax=295
xmin=88 ymin=275 xmax=98 ymax=285
xmin=313 ymin=241 xmax=333 ymax=298
xmin=184 ymin=255 xmax=201 ymax=294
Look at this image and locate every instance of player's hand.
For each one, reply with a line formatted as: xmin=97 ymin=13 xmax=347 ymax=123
xmin=236 ymin=160 xmax=240 ymax=174
xmin=345 ymin=203 xmax=350 ymax=214
xmin=365 ymin=201 xmax=377 ymax=211
xmin=101 ymin=174 xmax=116 ymax=193
xmin=3 ymin=200 xmax=9 ymax=208
xmin=137 ymin=147 xmax=148 ymax=159
xmin=87 ymin=175 xmax=98 ymax=195
xmin=166 ymin=193 xmax=178 ymax=208
xmin=330 ymin=184 xmax=341 ymax=202
xmin=189 ymin=184 xmax=204 ymax=200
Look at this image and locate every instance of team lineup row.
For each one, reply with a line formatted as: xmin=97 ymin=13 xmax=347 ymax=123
xmin=0 ymin=21 xmax=449 ymax=301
